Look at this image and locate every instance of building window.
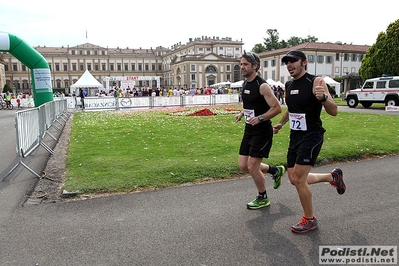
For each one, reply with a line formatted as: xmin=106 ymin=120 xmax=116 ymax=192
xmin=271 ymin=59 xmax=276 ymax=67
xmin=152 ymin=64 xmax=155 ymax=71
xmin=317 ymin=55 xmax=324 ymax=63
xmin=71 ymin=50 xmax=75 ymax=55
xmin=191 ymin=74 xmax=196 ymax=81
xmin=22 ymin=65 xmax=27 ymax=71
xmin=308 ymin=55 xmax=314 ymax=63
xmin=72 ymin=63 xmax=77 ymax=71
xmin=80 ymin=64 xmax=84 ymax=71
xmin=264 ymin=61 xmax=268 ymax=67
xmin=56 ymin=80 xmax=61 ymax=88
xmin=94 ymin=51 xmax=98 ymax=55
xmin=55 ymin=64 xmax=60 ymax=71
xmin=95 ymin=64 xmax=99 ymax=71
xmin=226 ymin=74 xmax=231 ymax=81
xmin=351 ymin=54 xmax=357 ymax=61
xmin=145 ymin=64 xmax=149 ymax=71
xmin=158 ymin=64 xmax=162 ymax=71
xmin=226 ymin=65 xmax=231 ymax=71
xmin=79 ymin=50 xmax=83 ymax=55
xmin=87 ymin=63 xmax=92 ymax=71
xmin=87 ymin=50 xmax=90 ymax=55
xmin=131 ymin=63 xmax=135 ymax=71
xmin=359 ymin=55 xmax=364 ymax=61
xmin=101 ymin=51 xmax=105 ymax=55
xmin=125 ymin=64 xmax=129 ymax=71
xmin=13 ymin=64 xmax=18 ymax=71
xmin=326 ymin=56 xmax=332 ymax=64
xmin=205 ymin=65 xmax=217 ymax=72
xmin=191 ymin=64 xmax=196 ymax=71
xmin=138 ymin=64 xmax=142 ymax=71
xmin=63 ymin=64 xmax=68 ymax=71
xmin=344 ymin=54 xmax=349 ymax=61
xmin=117 ymin=64 xmax=121 ymax=71
xmin=110 ymin=64 xmax=114 ymax=71
xmin=335 ymin=53 xmax=340 ymax=61
xmin=102 ymin=64 xmax=106 ymax=71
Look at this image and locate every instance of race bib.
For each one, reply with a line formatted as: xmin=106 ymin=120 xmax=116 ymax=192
xmin=243 ymin=109 xmax=255 ymax=124
xmin=289 ymin=113 xmax=307 ymax=131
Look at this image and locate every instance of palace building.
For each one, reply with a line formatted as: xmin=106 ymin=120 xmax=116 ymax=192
xmin=0 ymin=35 xmax=369 ymax=95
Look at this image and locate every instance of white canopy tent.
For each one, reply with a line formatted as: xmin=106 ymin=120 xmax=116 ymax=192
xmin=210 ymin=81 xmax=231 ymax=87
xmin=275 ymin=81 xmax=285 ymax=87
xmin=230 ymin=80 xmax=244 ymax=88
xmin=266 ymin=79 xmax=277 ymax=86
xmin=323 ymin=76 xmax=341 ymax=97
xmin=70 ymin=70 xmax=104 ymax=91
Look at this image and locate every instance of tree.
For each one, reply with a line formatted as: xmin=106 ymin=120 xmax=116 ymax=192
xmin=251 ymin=43 xmax=267 ymax=53
xmin=263 ymin=29 xmax=281 ymax=51
xmin=3 ymin=83 xmax=11 ymax=93
xmin=255 ymin=29 xmax=318 ymax=52
xmin=286 ymin=36 xmax=302 ymax=47
xmin=359 ymin=19 xmax=399 ymax=80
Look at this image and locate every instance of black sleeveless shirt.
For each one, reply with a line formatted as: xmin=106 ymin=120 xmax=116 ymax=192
xmin=285 ymin=72 xmax=325 ymax=132
xmin=241 ymin=75 xmax=270 ymax=117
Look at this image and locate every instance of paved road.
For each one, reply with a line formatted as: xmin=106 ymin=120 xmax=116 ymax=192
xmin=0 ymin=106 xmax=398 ymax=266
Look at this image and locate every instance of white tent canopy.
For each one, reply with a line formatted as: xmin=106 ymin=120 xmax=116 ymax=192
xmin=266 ymin=79 xmax=277 ymax=86
xmin=70 ymin=70 xmax=103 ymax=89
xmin=275 ymin=81 xmax=285 ymax=87
xmin=210 ymin=81 xmax=231 ymax=87
xmin=323 ymin=76 xmax=341 ymax=97
xmin=231 ymin=80 xmax=244 ymax=88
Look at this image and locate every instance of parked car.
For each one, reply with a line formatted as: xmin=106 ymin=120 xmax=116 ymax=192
xmin=345 ymin=76 xmax=399 ymax=108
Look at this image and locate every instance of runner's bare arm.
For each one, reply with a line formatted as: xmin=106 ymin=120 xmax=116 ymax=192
xmin=313 ymin=77 xmax=337 ymax=116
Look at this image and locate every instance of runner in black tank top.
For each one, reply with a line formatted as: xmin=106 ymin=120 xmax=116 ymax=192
xmin=273 ymin=50 xmax=346 ymax=234
xmin=285 ymin=72 xmax=324 ymax=132
xmin=235 ymin=51 xmax=285 ymax=210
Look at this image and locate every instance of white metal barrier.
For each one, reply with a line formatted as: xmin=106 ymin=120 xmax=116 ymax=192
xmin=66 ymin=94 xmax=241 ymax=110
xmin=2 ymin=99 xmax=70 ymax=180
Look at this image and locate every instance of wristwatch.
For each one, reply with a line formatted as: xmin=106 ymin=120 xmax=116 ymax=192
xmin=258 ymin=115 xmax=264 ymax=122
xmin=319 ymin=94 xmax=328 ymax=103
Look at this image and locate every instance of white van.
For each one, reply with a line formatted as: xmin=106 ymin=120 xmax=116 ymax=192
xmin=345 ymin=76 xmax=399 ymax=108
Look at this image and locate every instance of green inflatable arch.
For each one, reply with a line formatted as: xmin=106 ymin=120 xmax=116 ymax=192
xmin=0 ymin=32 xmax=53 ymax=107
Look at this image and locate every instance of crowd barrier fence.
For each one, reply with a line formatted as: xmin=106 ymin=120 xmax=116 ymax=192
xmin=2 ymin=94 xmax=239 ymax=181
xmin=67 ymin=94 xmax=241 ymax=110
xmin=2 ymin=99 xmax=70 ymax=181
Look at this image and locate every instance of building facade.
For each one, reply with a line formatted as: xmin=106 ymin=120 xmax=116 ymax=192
xmin=258 ymin=42 xmax=370 ymax=86
xmin=0 ymin=38 xmax=370 ymax=95
xmin=0 ymin=36 xmax=244 ymax=95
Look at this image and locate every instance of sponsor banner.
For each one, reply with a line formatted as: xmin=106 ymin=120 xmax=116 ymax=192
xmin=385 ymin=106 xmax=399 ymax=112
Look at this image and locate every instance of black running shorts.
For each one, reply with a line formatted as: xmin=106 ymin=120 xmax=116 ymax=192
xmin=239 ymin=122 xmax=273 ymax=158
xmin=287 ymin=131 xmax=324 ymax=168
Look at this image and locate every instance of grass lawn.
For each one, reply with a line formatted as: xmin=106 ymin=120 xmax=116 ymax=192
xmin=64 ymin=104 xmax=398 ymax=195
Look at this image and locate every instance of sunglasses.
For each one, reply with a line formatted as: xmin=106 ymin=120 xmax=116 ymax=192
xmin=283 ymin=58 xmax=299 ymax=64
xmin=245 ymin=51 xmax=258 ymax=63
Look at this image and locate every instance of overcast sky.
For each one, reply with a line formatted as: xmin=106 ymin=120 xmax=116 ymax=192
xmin=1 ymin=0 xmax=398 ymax=51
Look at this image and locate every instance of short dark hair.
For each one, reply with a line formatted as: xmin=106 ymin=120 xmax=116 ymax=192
xmin=242 ymin=50 xmax=260 ymax=71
